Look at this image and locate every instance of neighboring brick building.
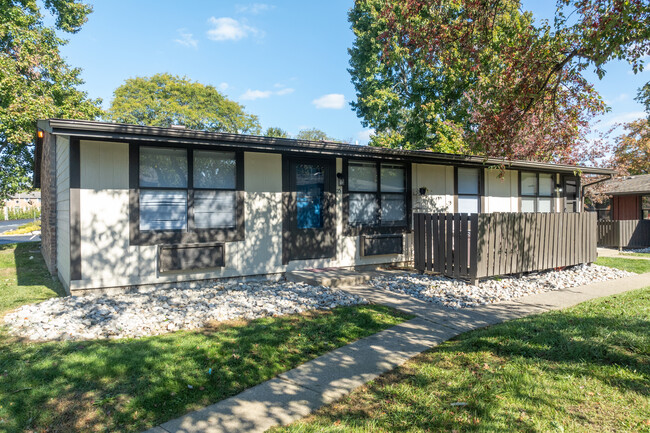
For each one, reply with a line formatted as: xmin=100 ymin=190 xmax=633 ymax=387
xmin=2 ymin=191 xmax=41 ymax=212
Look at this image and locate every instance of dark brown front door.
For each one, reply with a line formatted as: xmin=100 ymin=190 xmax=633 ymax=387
xmin=282 ymin=157 xmax=336 ymax=263
xmin=563 ymin=175 xmax=580 ymax=212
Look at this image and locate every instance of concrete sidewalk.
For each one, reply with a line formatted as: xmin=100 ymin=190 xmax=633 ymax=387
xmin=145 ymin=272 xmax=650 ymax=433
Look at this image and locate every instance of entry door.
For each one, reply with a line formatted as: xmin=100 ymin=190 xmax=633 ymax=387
xmin=282 ymin=157 xmax=336 ymax=263
xmin=563 ymin=175 xmax=580 ymax=212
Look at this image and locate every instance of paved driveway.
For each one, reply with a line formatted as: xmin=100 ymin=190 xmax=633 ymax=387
xmin=0 ymin=219 xmax=40 ymax=245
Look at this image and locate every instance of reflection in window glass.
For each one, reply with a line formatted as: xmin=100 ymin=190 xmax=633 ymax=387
xmin=643 ymin=195 xmax=650 ymax=220
xmin=521 ymin=197 xmax=536 ymax=213
xmin=457 ymin=168 xmax=480 ymax=195
xmin=537 ymin=197 xmax=552 ymax=213
xmin=381 ymin=194 xmax=406 ymax=224
xmin=296 ymin=164 xmax=324 ymax=229
xmin=349 ymin=193 xmax=378 ymax=224
xmin=380 ymin=165 xmax=405 ymax=192
xmin=194 ymin=190 xmax=236 ymax=228
xmin=539 ymin=173 xmax=554 ymax=196
xmin=458 ymin=196 xmax=479 ymax=214
xmin=348 ymin=162 xmax=377 ymax=192
xmin=521 ymin=172 xmax=537 ymax=196
xmin=193 ymin=151 xmax=236 ymax=189
xmin=140 ymin=147 xmax=188 ymax=188
xmin=139 ymin=190 xmax=187 ymax=230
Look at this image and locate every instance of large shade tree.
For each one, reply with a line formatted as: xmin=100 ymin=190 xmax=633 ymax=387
xmin=107 ymin=73 xmax=262 ymax=135
xmin=349 ymin=0 xmax=650 ymax=162
xmin=1 ymin=0 xmax=102 ymax=199
xmin=611 ymin=118 xmax=650 ymax=175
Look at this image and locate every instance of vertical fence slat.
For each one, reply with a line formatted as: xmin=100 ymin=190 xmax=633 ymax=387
xmin=425 ymin=213 xmax=433 ymax=272
xmin=460 ymin=214 xmax=469 ymax=278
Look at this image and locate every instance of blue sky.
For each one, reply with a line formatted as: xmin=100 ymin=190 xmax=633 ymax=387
xmin=58 ymin=1 xmax=649 ymax=145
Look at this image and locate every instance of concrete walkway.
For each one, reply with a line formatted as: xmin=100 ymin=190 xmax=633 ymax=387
xmin=145 ymin=272 xmax=650 ymax=433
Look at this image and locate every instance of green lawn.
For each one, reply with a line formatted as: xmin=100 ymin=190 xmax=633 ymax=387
xmin=273 ymin=288 xmax=650 ymax=433
xmin=0 ymin=242 xmax=411 ymax=433
xmin=595 ymin=256 xmax=650 ymax=274
xmin=622 ymin=252 xmax=650 ymax=258
xmin=0 ymin=242 xmax=64 ymax=314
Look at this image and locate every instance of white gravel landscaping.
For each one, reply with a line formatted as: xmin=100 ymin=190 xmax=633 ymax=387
xmin=3 ymin=281 xmax=366 ymax=341
xmin=370 ymin=264 xmax=634 ymax=309
xmin=623 ymin=246 xmax=650 ymax=254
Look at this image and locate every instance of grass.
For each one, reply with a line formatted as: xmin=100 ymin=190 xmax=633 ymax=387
xmin=273 ymin=288 xmax=650 ymax=433
xmin=1 ymin=220 xmax=41 ymax=236
xmin=595 ymin=256 xmax=650 ymax=274
xmin=0 ymin=242 xmax=64 ymax=314
xmin=622 ymin=252 xmax=650 ymax=258
xmin=0 ymin=242 xmax=412 ymax=432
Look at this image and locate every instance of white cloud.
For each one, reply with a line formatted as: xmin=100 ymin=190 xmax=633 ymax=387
xmin=356 ymin=129 xmax=375 ymax=144
xmin=218 ymin=82 xmax=229 ymax=91
xmin=275 ymin=87 xmax=294 ymax=96
xmin=175 ymin=29 xmax=198 ymax=49
xmin=240 ymin=86 xmax=295 ymax=100
xmin=616 ymin=93 xmax=629 ymax=102
xmin=602 ymin=111 xmax=647 ymax=127
xmin=206 ymin=17 xmax=261 ymax=41
xmin=312 ymin=93 xmax=345 ymax=109
xmin=235 ymin=3 xmax=275 ymax=14
xmin=241 ymin=89 xmax=273 ymax=100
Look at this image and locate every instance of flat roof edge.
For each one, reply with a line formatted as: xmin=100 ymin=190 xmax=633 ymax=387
xmin=38 ymin=119 xmax=616 ymax=175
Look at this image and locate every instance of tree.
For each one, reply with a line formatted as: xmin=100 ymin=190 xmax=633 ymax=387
xmin=349 ymin=0 xmax=650 ymax=162
xmin=0 ymin=0 xmax=103 ymax=199
xmin=295 ymin=128 xmax=337 ymax=142
xmin=264 ymin=127 xmax=290 ymax=138
xmin=107 ymin=73 xmax=261 ymax=134
xmin=611 ymin=119 xmax=650 ymax=175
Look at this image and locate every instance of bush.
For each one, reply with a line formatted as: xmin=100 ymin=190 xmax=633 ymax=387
xmin=3 ymin=207 xmax=41 ymax=221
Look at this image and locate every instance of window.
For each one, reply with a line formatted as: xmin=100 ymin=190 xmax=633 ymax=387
xmin=643 ymin=195 xmax=650 ymax=220
xmin=133 ymin=145 xmax=242 ymax=245
xmin=456 ymin=167 xmax=482 ymax=213
xmin=346 ymin=161 xmax=408 ymax=230
xmin=520 ymin=172 xmax=555 ymax=213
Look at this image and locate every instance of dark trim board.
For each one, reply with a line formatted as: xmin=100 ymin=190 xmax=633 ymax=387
xmin=70 ymin=137 xmax=81 ymax=281
xmin=128 ymin=142 xmax=245 ymax=246
xmin=38 ymin=119 xmax=615 ymax=176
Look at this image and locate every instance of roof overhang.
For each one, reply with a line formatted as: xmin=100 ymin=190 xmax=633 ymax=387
xmin=37 ymin=119 xmax=616 ymax=176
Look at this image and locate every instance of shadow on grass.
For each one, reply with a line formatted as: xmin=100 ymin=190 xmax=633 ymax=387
xmin=0 ymin=305 xmax=409 ymax=433
xmin=279 ymin=291 xmax=650 ymax=432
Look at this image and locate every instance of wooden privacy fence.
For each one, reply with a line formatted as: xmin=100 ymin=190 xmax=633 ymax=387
xmin=597 ymin=220 xmax=650 ymax=249
xmin=414 ymin=212 xmax=597 ymax=282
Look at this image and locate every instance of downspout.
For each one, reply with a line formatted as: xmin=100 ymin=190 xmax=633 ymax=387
xmin=581 ymin=174 xmax=614 ymax=217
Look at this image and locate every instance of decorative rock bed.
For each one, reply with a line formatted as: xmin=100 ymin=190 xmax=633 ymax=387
xmin=370 ymin=264 xmax=635 ymax=309
xmin=4 ymin=281 xmax=366 ymax=341
xmin=623 ymin=246 xmax=650 ymax=254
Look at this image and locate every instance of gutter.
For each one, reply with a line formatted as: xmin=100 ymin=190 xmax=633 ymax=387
xmin=581 ymin=174 xmax=614 ymax=198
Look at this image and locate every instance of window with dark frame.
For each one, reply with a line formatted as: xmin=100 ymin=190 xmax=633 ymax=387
xmin=520 ymin=172 xmax=555 ymax=213
xmin=643 ymin=195 xmax=650 ymax=220
xmin=138 ymin=146 xmax=238 ymax=232
xmin=456 ymin=167 xmax=481 ymax=213
xmin=346 ymin=160 xmax=408 ymax=229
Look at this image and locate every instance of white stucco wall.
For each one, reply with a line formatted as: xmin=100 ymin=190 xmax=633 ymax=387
xmin=55 ymin=135 xmax=70 ymax=290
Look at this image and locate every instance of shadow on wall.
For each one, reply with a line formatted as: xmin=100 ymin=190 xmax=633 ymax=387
xmin=81 ymin=189 xmax=287 ymax=283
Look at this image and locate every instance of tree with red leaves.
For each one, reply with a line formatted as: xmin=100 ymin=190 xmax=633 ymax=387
xmin=349 ymin=0 xmax=650 ymax=163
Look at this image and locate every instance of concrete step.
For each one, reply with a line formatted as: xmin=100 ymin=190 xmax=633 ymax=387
xmin=286 ymin=268 xmax=371 ymax=288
